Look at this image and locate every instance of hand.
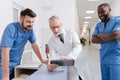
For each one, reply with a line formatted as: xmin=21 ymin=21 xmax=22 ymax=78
xmin=2 ymin=76 xmax=9 ymax=80
xmin=98 ymin=33 xmax=107 ymax=39
xmin=47 ymin=63 xmax=58 ymax=71
xmin=98 ymin=33 xmax=107 ymax=42
xmin=97 ymin=33 xmax=103 ymax=38
xmin=41 ymin=59 xmax=48 ymax=64
xmin=59 ymin=56 xmax=70 ymax=60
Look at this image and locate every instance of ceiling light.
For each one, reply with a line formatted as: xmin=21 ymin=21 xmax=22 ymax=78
xmin=84 ymin=22 xmax=89 ymax=24
xmin=85 ymin=16 xmax=92 ymax=19
xmin=42 ymin=5 xmax=53 ymax=10
xmin=88 ymin=0 xmax=99 ymax=1
xmin=83 ymin=24 xmax=88 ymax=27
xmin=82 ymin=28 xmax=87 ymax=33
xmin=86 ymin=10 xmax=95 ymax=14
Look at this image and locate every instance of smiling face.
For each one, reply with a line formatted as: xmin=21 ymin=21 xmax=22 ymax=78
xmin=20 ymin=8 xmax=36 ymax=31
xmin=97 ymin=4 xmax=111 ymax=22
xmin=20 ymin=15 xmax=35 ymax=31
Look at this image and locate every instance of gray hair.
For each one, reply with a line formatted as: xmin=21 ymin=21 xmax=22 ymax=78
xmin=49 ymin=16 xmax=60 ymax=22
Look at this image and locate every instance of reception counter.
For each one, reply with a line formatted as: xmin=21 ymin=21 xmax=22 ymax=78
xmin=25 ymin=64 xmax=67 ymax=80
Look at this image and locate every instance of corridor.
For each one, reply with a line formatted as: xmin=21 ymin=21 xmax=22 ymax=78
xmin=83 ymin=45 xmax=101 ymax=80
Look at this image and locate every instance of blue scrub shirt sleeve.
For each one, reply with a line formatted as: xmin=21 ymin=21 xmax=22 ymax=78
xmin=29 ymin=30 xmax=36 ymax=44
xmin=112 ymin=21 xmax=120 ymax=32
xmin=1 ymin=24 xmax=16 ymax=48
xmin=93 ymin=23 xmax=100 ymax=36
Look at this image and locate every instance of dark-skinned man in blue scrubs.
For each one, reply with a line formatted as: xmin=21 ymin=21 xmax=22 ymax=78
xmin=92 ymin=3 xmax=120 ymax=80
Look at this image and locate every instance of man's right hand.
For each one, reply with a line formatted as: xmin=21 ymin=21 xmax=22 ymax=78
xmin=41 ymin=59 xmax=48 ymax=64
xmin=47 ymin=64 xmax=58 ymax=71
xmin=59 ymin=56 xmax=71 ymax=60
xmin=2 ymin=76 xmax=9 ymax=80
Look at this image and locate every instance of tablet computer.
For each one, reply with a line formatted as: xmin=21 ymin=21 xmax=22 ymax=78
xmin=50 ymin=59 xmax=74 ymax=66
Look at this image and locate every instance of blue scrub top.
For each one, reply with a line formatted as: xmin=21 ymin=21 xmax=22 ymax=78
xmin=93 ymin=16 xmax=120 ymax=64
xmin=0 ymin=22 xmax=36 ymax=67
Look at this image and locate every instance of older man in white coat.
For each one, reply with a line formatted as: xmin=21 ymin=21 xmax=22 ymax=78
xmin=47 ymin=16 xmax=93 ymax=80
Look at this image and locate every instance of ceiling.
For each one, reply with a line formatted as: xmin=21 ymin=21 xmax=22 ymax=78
xmin=76 ymin=0 xmax=112 ymax=32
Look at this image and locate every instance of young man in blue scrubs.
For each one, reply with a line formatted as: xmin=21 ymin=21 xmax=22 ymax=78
xmin=0 ymin=8 xmax=48 ymax=80
xmin=92 ymin=3 xmax=120 ymax=80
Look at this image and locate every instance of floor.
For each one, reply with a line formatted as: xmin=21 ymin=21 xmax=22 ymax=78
xmin=83 ymin=45 xmax=101 ymax=80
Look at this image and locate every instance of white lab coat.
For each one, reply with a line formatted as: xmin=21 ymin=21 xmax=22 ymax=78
xmin=48 ymin=28 xmax=93 ymax=80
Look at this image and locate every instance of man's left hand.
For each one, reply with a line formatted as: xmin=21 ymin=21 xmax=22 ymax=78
xmin=41 ymin=59 xmax=48 ymax=64
xmin=59 ymin=56 xmax=70 ymax=60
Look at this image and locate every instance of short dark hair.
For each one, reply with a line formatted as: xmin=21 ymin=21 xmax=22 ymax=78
xmin=20 ymin=8 xmax=37 ymax=17
xmin=98 ymin=3 xmax=111 ymax=10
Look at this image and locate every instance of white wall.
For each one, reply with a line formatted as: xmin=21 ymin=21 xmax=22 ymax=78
xmin=111 ymin=0 xmax=120 ymax=16
xmin=13 ymin=0 xmax=79 ymax=34
xmin=0 ymin=0 xmax=13 ymax=39
xmin=74 ymin=2 xmax=80 ymax=36
xmin=12 ymin=0 xmax=80 ymax=61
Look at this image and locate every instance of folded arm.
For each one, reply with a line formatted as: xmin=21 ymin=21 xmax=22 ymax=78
xmin=92 ymin=35 xmax=105 ymax=44
xmin=97 ymin=30 xmax=120 ymax=42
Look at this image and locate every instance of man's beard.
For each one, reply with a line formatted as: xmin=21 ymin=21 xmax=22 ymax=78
xmin=22 ymin=21 xmax=32 ymax=31
xmin=100 ymin=15 xmax=108 ymax=22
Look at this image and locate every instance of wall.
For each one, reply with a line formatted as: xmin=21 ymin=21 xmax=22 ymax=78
xmin=74 ymin=1 xmax=80 ymax=36
xmin=0 ymin=0 xmax=13 ymax=39
xmin=12 ymin=0 xmax=80 ymax=61
xmin=111 ymin=0 xmax=120 ymax=16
